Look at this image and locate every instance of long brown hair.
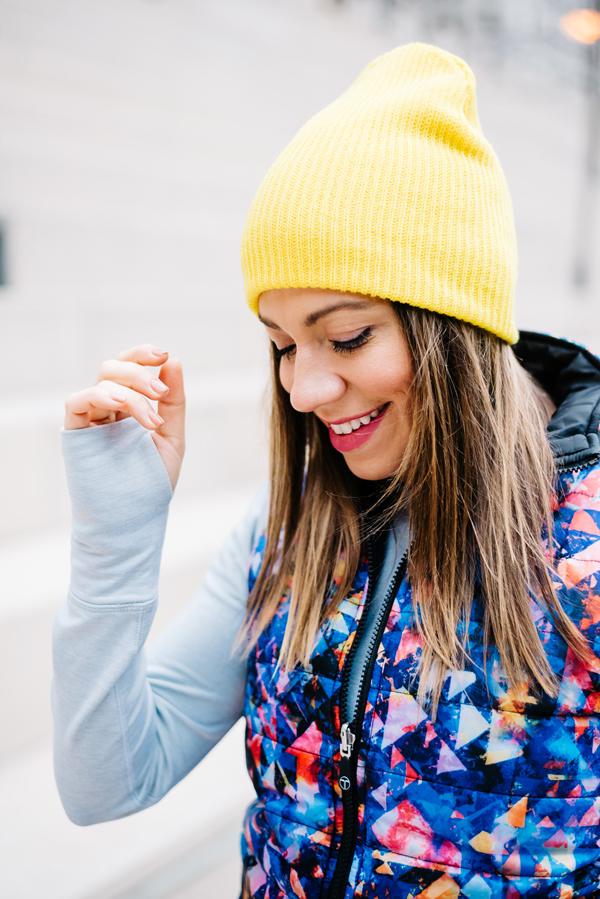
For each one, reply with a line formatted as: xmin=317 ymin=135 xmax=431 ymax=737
xmin=243 ymin=304 xmax=589 ymax=712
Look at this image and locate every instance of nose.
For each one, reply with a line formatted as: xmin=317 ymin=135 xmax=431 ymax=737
xmin=288 ymin=350 xmax=346 ymax=414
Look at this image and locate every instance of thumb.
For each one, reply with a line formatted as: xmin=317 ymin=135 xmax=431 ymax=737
xmin=156 ymin=357 xmax=185 ymax=446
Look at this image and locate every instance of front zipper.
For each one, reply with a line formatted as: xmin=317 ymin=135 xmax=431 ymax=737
xmin=327 ymin=547 xmax=408 ymax=899
xmin=324 ymin=453 xmax=589 ymax=896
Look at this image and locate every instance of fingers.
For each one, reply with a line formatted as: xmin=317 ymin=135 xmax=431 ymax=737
xmin=65 ymin=386 xmax=124 ymax=430
xmin=97 ymin=359 xmax=170 ymax=402
xmin=156 ymin=357 xmax=185 ymax=412
xmin=153 ymin=358 xmax=185 ymax=446
xmin=65 ymin=344 xmax=177 ymax=432
xmin=64 ymin=383 xmax=164 ymax=432
xmin=117 ymin=344 xmax=169 ymax=366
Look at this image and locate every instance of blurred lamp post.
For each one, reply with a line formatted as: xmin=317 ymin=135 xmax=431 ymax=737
xmin=561 ymin=6 xmax=600 ymax=288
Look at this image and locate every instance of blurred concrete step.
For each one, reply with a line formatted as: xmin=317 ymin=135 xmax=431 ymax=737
xmin=167 ymin=853 xmax=242 ymax=899
xmin=0 ymin=721 xmax=254 ymax=899
xmin=97 ymin=821 xmax=242 ymax=899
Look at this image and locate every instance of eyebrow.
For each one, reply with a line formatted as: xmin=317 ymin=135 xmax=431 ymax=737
xmin=258 ymin=300 xmax=372 ymax=331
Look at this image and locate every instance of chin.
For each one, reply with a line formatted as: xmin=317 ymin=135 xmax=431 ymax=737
xmin=344 ymin=455 xmax=397 ymax=481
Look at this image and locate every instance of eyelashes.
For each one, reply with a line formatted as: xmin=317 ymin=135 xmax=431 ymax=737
xmin=332 ymin=326 xmax=372 ymax=354
xmin=273 ymin=343 xmax=295 ymax=362
xmin=273 ymin=327 xmax=373 ymax=361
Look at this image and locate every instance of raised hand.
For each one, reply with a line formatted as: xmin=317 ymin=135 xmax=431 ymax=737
xmin=64 ymin=344 xmax=185 ymax=489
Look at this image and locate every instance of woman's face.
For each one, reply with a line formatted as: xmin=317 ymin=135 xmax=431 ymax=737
xmin=258 ymin=288 xmax=414 ymax=481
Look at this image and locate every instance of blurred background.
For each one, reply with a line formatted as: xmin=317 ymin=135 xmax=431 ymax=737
xmin=1 ymin=0 xmax=600 ymax=896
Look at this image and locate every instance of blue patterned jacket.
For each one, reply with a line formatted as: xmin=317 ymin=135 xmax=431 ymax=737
xmin=241 ymin=333 xmax=600 ymax=899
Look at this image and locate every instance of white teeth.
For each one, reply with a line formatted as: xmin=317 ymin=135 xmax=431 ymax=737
xmin=330 ymin=406 xmax=385 ymax=436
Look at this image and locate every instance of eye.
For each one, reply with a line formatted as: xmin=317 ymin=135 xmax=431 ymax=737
xmin=272 ymin=342 xmax=296 ymax=361
xmin=331 ymin=327 xmax=372 ymax=354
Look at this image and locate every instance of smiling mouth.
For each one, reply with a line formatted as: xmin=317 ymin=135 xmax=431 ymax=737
xmin=328 ymin=404 xmax=388 ymax=435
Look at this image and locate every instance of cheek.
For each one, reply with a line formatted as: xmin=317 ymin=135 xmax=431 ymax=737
xmin=360 ymin=351 xmax=413 ymax=402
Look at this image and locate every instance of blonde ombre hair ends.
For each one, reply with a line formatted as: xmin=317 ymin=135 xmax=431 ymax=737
xmin=242 ymin=306 xmax=589 ymax=715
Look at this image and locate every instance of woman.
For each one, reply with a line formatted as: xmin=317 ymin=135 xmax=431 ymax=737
xmin=54 ymin=44 xmax=600 ymax=898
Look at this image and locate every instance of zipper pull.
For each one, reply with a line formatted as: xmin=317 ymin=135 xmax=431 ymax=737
xmin=340 ymin=722 xmax=355 ymax=759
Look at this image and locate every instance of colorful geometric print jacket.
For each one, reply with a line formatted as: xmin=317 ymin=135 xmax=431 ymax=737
xmin=242 ymin=333 xmax=600 ymax=899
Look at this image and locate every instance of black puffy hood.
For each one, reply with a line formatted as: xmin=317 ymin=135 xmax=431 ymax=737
xmin=514 ymin=332 xmax=600 ymax=473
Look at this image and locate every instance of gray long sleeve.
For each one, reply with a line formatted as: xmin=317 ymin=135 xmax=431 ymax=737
xmin=52 ymin=417 xmax=265 ymax=825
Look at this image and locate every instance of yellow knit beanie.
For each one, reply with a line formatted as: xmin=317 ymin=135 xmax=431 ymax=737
xmin=241 ymin=43 xmax=518 ymax=344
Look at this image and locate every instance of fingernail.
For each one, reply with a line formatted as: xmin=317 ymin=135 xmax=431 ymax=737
xmin=151 ymin=347 xmax=167 ymax=356
xmin=111 ymin=393 xmax=126 ymax=403
xmin=150 ymin=378 xmax=168 ymax=394
xmin=148 ymin=410 xmax=163 ymax=426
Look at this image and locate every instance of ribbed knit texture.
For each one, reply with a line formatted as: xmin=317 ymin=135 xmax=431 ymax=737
xmin=241 ymin=43 xmax=518 ymax=344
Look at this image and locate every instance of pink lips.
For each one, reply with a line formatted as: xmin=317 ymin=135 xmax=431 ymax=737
xmin=327 ymin=405 xmax=389 ymax=453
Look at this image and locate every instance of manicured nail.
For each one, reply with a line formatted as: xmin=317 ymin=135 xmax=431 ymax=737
xmin=150 ymin=378 xmax=168 ymax=394
xmin=148 ymin=410 xmax=163 ymax=426
xmin=151 ymin=347 xmax=167 ymax=356
xmin=110 ymin=393 xmax=126 ymax=403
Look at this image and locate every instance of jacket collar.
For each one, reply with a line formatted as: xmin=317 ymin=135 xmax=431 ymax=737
xmin=514 ymin=331 xmax=600 ymax=473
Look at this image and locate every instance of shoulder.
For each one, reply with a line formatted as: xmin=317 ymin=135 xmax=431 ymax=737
xmin=554 ymin=461 xmax=600 ymax=567
xmin=551 ymin=462 xmax=600 ymax=647
xmin=245 ymin=483 xmax=269 ymax=550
